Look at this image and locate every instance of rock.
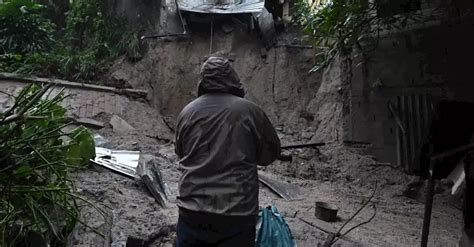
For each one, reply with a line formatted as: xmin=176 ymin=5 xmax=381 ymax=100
xmin=435 ymin=178 xmax=453 ymax=194
xmin=402 ymin=177 xmax=426 ymax=199
xmin=301 ymin=131 xmax=314 ymax=140
xmin=110 ymin=115 xmax=135 ymax=134
xmin=109 ymin=70 xmax=133 ymax=89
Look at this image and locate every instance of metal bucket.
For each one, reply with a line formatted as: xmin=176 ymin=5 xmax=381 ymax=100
xmin=315 ymin=201 xmax=339 ymax=222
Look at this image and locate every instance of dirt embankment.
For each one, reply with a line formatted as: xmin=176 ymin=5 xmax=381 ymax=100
xmin=106 ymin=26 xmax=323 ymax=132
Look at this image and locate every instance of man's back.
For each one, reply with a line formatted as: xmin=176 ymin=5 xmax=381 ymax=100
xmin=174 ymin=56 xmax=280 ymax=247
xmin=175 ymin=93 xmax=280 ymax=216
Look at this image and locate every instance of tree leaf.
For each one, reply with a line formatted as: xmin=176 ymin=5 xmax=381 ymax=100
xmin=66 ymin=126 xmax=95 ymax=166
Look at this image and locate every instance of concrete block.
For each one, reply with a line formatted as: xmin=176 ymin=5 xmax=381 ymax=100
xmin=110 ymin=115 xmax=135 ymax=134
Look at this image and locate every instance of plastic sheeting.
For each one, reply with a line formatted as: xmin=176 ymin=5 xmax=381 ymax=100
xmin=256 ymin=206 xmax=297 ymax=247
xmin=91 ymin=147 xmax=140 ymax=178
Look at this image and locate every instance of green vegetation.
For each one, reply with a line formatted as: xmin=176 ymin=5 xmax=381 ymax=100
xmin=0 ymin=0 xmax=145 ymax=82
xmin=293 ymin=0 xmax=420 ymax=72
xmin=0 ymin=1 xmax=144 ymax=244
xmin=0 ymin=0 xmax=55 ymax=54
xmin=0 ymin=83 xmax=97 ymax=246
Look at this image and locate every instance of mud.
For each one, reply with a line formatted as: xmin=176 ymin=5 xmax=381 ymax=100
xmin=70 ymin=115 xmax=463 ymax=246
xmin=107 ymin=26 xmax=321 ymax=130
xmin=68 ymin=26 xmax=465 ymax=246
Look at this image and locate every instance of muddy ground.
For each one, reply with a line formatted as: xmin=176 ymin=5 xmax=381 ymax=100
xmin=68 ymin=107 xmax=463 ymax=247
xmin=67 ymin=24 xmax=464 ymax=246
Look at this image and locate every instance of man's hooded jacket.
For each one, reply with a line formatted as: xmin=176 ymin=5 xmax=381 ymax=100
xmin=175 ymin=57 xmax=281 ymax=216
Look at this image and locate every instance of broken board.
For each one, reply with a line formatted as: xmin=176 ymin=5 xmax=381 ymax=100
xmin=448 ymin=159 xmax=466 ymax=195
xmin=67 ymin=117 xmax=105 ymax=129
xmin=258 ymin=171 xmax=303 ymax=201
xmin=137 ymin=157 xmax=170 ymax=208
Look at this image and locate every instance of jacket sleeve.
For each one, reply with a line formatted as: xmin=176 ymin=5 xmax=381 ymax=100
xmin=255 ymin=110 xmax=281 ymax=166
xmin=174 ymin=115 xmax=184 ymax=159
xmin=175 ymin=134 xmax=182 ymax=158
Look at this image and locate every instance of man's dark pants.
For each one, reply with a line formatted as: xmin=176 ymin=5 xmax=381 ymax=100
xmin=176 ymin=208 xmax=257 ymax=247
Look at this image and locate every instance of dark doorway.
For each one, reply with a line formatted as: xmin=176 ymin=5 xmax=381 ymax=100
xmin=420 ymin=101 xmax=474 ymax=179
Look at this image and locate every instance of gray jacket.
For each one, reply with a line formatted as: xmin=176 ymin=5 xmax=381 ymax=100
xmin=175 ymin=57 xmax=281 ymax=216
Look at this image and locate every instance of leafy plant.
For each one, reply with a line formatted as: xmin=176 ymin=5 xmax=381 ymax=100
xmin=0 ymin=0 xmax=146 ymax=81
xmin=0 ymin=0 xmax=55 ymax=54
xmin=64 ymin=0 xmax=145 ymax=62
xmin=15 ymin=52 xmax=62 ymax=76
xmin=64 ymin=0 xmax=106 ymax=51
xmin=0 ymin=54 xmax=25 ymax=72
xmin=59 ymin=51 xmax=97 ymax=80
xmin=0 ymin=83 xmax=98 ymax=246
xmin=293 ymin=0 xmax=421 ymax=72
xmin=111 ymin=26 xmax=145 ymax=62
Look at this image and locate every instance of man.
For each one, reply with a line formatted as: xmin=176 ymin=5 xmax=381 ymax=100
xmin=174 ymin=56 xmax=281 ymax=247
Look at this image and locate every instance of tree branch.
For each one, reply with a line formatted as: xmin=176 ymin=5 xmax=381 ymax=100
xmin=0 ymin=83 xmax=54 ymax=126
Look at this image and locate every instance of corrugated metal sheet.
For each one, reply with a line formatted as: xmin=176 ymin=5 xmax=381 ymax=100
xmin=393 ymin=94 xmax=435 ymax=173
xmin=92 ymin=147 xmax=140 ymax=178
xmin=177 ymin=0 xmax=264 ymax=14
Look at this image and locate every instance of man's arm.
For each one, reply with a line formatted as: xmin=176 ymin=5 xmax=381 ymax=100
xmin=174 ymin=115 xmax=184 ymax=159
xmin=255 ymin=111 xmax=281 ymax=166
xmin=175 ymin=135 xmax=182 ymax=158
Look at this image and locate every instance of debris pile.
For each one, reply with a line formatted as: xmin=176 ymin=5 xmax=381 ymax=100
xmin=91 ymin=135 xmax=171 ymax=208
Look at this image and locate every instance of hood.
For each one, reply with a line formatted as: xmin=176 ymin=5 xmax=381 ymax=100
xmin=197 ymin=57 xmax=245 ymax=97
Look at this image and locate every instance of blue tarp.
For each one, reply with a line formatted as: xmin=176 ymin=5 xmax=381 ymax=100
xmin=256 ymin=206 xmax=297 ymax=247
